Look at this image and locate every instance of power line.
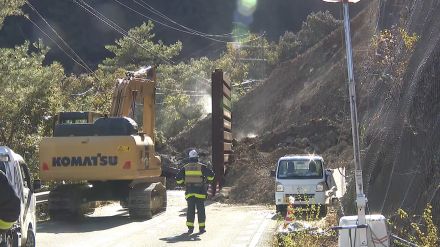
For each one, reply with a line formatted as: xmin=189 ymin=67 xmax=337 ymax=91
xmin=179 ymin=39 xmax=223 ymax=58
xmin=112 ymin=0 xmax=232 ymax=43
xmin=25 ymin=0 xmax=219 ymax=99
xmin=237 ymin=58 xmax=267 ymax=61
xmin=74 ymin=0 xmax=174 ymax=65
xmin=26 ymin=16 xmax=97 ymax=97
xmin=112 ymin=0 xmax=265 ymax=44
xmin=75 ymin=0 xmax=266 ymax=72
xmin=73 ymin=0 xmax=215 ymax=92
xmin=25 ymin=16 xmax=91 ymax=74
xmin=26 ymin=0 xmax=103 ymax=97
xmin=157 ymin=88 xmax=207 ymax=94
xmin=156 ymin=92 xmax=209 ymax=97
xmin=26 ymin=1 xmax=95 ymax=74
xmin=133 ymin=0 xmax=247 ymax=39
xmin=77 ymin=0 xmax=129 ymax=38
xmin=135 ymin=0 xmax=229 ymax=37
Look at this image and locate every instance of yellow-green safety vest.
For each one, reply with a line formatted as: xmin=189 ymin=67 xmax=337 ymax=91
xmin=184 ymin=163 xmax=203 ymax=184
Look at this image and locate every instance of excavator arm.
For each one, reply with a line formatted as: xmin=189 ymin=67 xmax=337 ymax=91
xmin=110 ymin=66 xmax=157 ymax=143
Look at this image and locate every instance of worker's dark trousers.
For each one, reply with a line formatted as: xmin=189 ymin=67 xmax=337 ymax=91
xmin=186 ymin=197 xmax=206 ymax=230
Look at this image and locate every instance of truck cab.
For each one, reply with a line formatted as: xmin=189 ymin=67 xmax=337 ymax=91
xmin=0 ymin=146 xmax=38 ymax=247
xmin=274 ymin=154 xmax=335 ymax=216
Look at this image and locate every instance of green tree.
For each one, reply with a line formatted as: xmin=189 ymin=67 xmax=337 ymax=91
xmin=0 ymin=0 xmax=25 ymax=28
xmin=100 ymin=21 xmax=182 ymax=72
xmin=0 ymin=41 xmax=64 ymax=172
xmin=276 ymin=11 xmax=341 ymax=63
xmin=59 ymin=69 xmax=123 ymax=114
xmin=97 ymin=20 xmax=219 ymax=138
xmin=156 ymin=58 xmax=214 ymax=137
xmin=277 ymin=31 xmax=301 ymax=62
xmin=214 ymin=34 xmax=277 ymax=98
xmin=296 ymin=11 xmax=341 ymax=49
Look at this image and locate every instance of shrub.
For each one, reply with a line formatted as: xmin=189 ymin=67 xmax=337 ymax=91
xmin=389 ymin=204 xmax=439 ymax=247
xmin=276 ymin=11 xmax=341 ymax=63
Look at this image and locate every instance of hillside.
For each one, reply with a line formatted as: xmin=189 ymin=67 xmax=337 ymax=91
xmin=170 ymin=0 xmax=440 ymax=226
xmin=226 ymin=0 xmax=375 ymax=205
xmin=362 ymin=0 xmax=440 ymax=223
xmin=232 ymin=0 xmax=440 ymax=225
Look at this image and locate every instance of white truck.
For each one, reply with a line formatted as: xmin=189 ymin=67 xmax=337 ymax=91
xmin=273 ymin=154 xmax=339 ymax=217
xmin=0 ymin=146 xmax=39 ymax=247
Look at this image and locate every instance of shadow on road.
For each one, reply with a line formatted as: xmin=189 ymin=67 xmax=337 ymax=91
xmin=37 ymin=212 xmax=133 ymax=233
xmin=159 ymin=233 xmax=202 ymax=243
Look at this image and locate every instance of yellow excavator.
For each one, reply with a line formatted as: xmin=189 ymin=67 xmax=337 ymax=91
xmin=39 ymin=66 xmax=166 ymax=219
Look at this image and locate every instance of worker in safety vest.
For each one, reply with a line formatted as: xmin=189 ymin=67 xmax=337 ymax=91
xmin=175 ymin=149 xmax=214 ymax=234
xmin=0 ymin=167 xmax=20 ymax=232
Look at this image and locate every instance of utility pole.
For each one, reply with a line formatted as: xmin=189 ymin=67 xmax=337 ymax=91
xmin=322 ymin=0 xmax=371 ymax=246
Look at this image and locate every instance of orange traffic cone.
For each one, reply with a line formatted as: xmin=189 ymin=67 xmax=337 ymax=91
xmin=284 ymin=197 xmax=295 ymax=228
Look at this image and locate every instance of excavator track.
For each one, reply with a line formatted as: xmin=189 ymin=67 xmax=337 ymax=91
xmin=48 ymin=184 xmax=94 ymax=220
xmin=128 ymin=182 xmax=166 ymax=219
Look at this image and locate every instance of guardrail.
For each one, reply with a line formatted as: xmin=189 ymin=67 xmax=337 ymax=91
xmin=35 ymin=191 xmax=50 ymax=204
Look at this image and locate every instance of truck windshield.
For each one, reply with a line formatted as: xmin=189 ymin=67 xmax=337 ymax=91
xmin=277 ymin=159 xmax=323 ymax=179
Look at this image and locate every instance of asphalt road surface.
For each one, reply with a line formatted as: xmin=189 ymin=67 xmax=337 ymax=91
xmin=37 ymin=191 xmax=277 ymax=247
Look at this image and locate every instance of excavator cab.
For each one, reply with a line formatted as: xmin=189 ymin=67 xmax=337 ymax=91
xmin=56 ymin=111 xmax=102 ymax=124
xmin=52 ymin=112 xmax=103 ymax=137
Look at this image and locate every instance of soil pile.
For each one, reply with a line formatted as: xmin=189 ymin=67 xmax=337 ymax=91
xmin=168 ymin=116 xmax=212 ymax=152
xmin=226 ymin=119 xmax=352 ymax=204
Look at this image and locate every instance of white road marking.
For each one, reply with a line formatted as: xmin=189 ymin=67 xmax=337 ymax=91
xmin=230 ymin=244 xmax=247 ymax=247
xmin=240 ymin=230 xmax=256 ymax=235
xmin=248 ymin=212 xmax=272 ymax=247
xmin=235 ymin=235 xmax=252 ymax=242
xmin=245 ymin=224 xmax=258 ymax=229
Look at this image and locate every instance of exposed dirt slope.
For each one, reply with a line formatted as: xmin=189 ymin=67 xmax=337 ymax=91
xmin=224 ymin=2 xmax=378 ymax=204
xmin=227 ymin=0 xmax=440 ymax=226
xmin=360 ymin=0 xmax=440 ymax=223
xmin=169 ymin=0 xmax=440 ymax=226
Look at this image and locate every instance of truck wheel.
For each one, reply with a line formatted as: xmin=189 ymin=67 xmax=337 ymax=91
xmin=25 ymin=229 xmax=35 ymax=247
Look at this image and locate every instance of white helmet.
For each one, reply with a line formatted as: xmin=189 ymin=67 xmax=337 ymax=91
xmin=189 ymin=150 xmax=198 ymax=158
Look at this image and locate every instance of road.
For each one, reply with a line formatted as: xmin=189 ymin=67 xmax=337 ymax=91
xmin=36 ymin=191 xmax=277 ymax=247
